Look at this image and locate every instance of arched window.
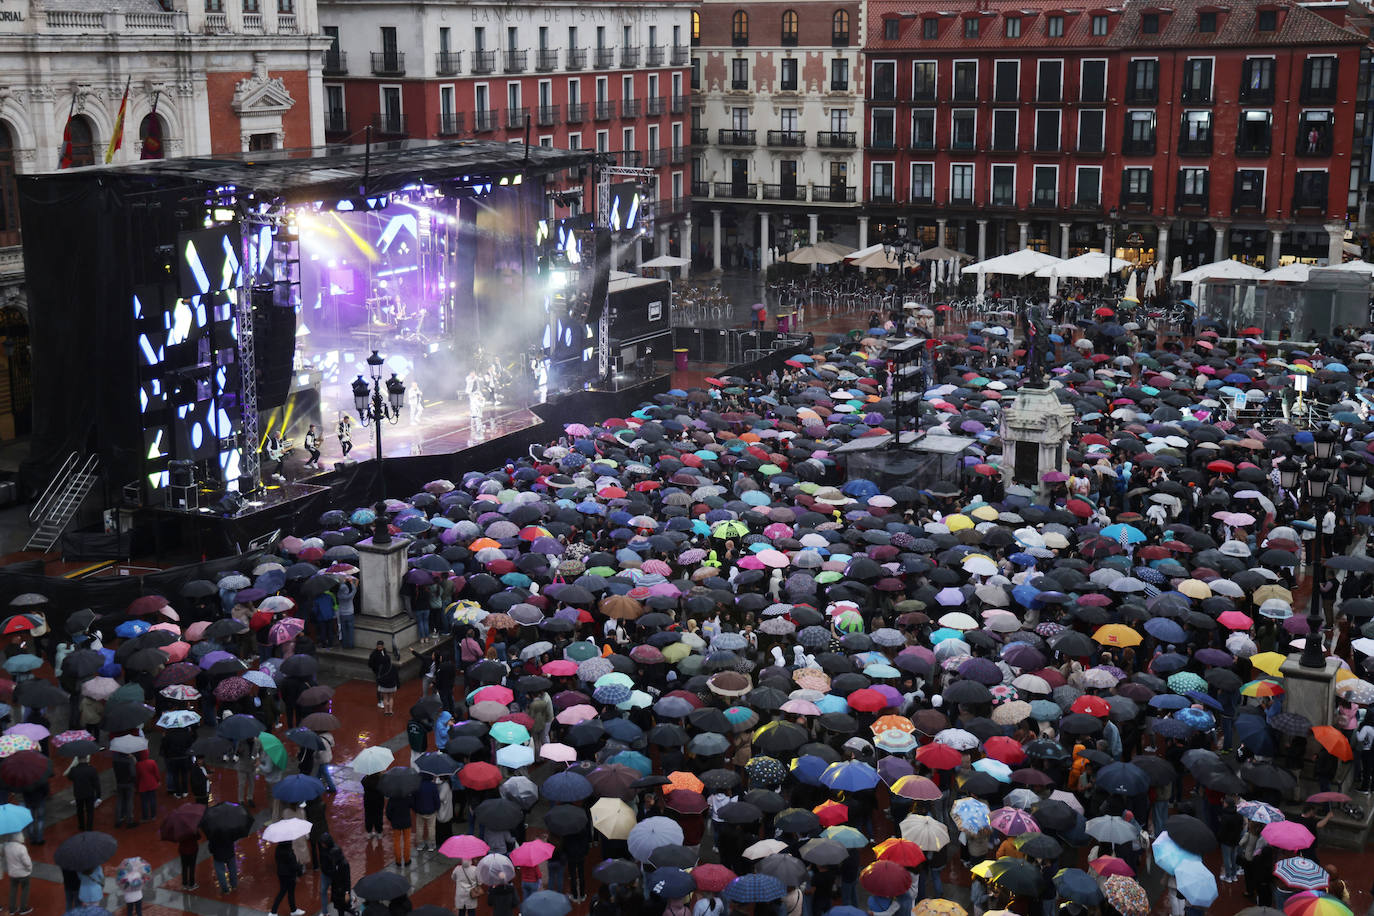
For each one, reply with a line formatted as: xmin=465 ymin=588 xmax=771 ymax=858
xmin=732 ymin=10 xmax=749 ymax=45
xmin=832 ymin=9 xmax=851 ymax=44
xmin=691 ymin=10 xmax=700 ymax=44
xmin=65 ymin=115 xmax=94 ymax=168
xmin=781 ymin=9 xmax=799 ymax=45
xmin=139 ymin=113 xmax=165 ymax=159
xmin=0 ymin=123 xmax=17 ymax=246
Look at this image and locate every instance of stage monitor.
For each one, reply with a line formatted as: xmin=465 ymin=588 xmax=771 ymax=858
xmin=607 ymin=183 xmax=642 ymax=232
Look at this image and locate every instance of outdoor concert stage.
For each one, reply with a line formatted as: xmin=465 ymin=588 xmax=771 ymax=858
xmin=17 ymin=138 xmax=605 ymax=521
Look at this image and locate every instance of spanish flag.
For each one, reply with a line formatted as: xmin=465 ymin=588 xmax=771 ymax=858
xmin=105 ymin=77 xmax=130 ymax=164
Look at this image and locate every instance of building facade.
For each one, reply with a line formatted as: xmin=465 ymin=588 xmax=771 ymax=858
xmin=689 ymin=0 xmax=866 ymax=271
xmin=0 ymin=0 xmax=325 ymax=439
xmin=316 ymin=0 xmax=694 ymax=262
xmin=861 ymin=0 xmax=1365 ymax=271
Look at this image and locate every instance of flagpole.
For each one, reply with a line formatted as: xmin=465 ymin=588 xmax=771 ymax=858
xmin=57 ymin=95 xmax=75 ymax=169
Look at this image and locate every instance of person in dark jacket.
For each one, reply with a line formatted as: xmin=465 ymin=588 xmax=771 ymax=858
xmin=363 ymin=771 xmax=386 ymax=843
xmin=66 ymin=757 xmax=101 ymax=831
xmin=162 ymin=725 xmax=194 ymax=798
xmin=434 ymin=653 xmax=457 ymax=713
xmin=304 ymin=794 xmax=330 ymax=870
xmin=111 ymin=750 xmax=136 ymax=827
xmin=189 ymin=755 xmax=211 ymax=806
xmin=388 ymin=789 xmax=414 ymax=867
xmin=206 ymin=829 xmax=239 ymax=893
xmin=1217 ymin=795 xmax=1244 ymax=883
xmin=270 ymin=839 xmax=304 ymax=915
xmin=370 ymin=642 xmax=399 ymax=716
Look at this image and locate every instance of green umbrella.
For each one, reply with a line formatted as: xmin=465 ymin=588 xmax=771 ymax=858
xmin=258 ymin=733 xmax=288 ymax=770
xmin=564 ymin=642 xmax=599 ymax=662
xmin=712 ymin=520 xmax=749 ymax=540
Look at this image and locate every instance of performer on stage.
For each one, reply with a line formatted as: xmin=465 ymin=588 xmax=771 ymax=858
xmin=303 ymin=425 xmax=322 ymax=468
xmin=337 ymin=416 xmax=353 ymax=458
xmin=465 ymin=369 xmax=486 ymax=436
xmin=407 ymin=381 xmax=425 ymax=425
xmin=263 ymin=432 xmax=288 ymax=482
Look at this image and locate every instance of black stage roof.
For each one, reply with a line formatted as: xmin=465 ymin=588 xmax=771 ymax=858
xmin=20 ymin=137 xmax=600 ymax=204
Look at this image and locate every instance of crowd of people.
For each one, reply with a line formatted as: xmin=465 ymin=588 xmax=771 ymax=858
xmin=4 ymin=306 xmax=1374 ymax=916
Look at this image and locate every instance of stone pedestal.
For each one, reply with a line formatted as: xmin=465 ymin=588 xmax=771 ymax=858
xmin=1000 ymin=388 xmax=1075 ymax=488
xmin=1279 ymin=655 xmax=1341 ymax=728
xmin=356 ymin=536 xmax=409 ymax=619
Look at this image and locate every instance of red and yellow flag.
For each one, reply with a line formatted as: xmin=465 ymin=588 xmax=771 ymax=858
xmin=105 ymin=77 xmax=130 ymax=164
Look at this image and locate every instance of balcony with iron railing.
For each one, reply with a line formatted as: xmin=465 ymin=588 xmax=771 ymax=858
xmin=1120 ymin=189 xmax=1152 ymax=209
xmin=670 ymin=94 xmax=687 ymax=114
xmin=1030 ymin=191 xmax=1058 ymax=209
xmin=646 ymin=148 xmax=668 ymax=167
xmin=473 ymin=49 xmax=496 ymax=74
xmin=1297 ymin=131 xmax=1333 ymax=157
xmin=1071 ymin=195 xmax=1101 ymax=211
xmin=830 ymin=79 xmax=849 ymax=92
xmin=371 ymin=52 xmax=405 ymax=76
xmin=910 ymin=135 xmax=936 ymax=152
xmin=949 ymin=191 xmax=974 ymax=206
xmin=373 ymin=113 xmax=407 ymax=136
xmin=718 ymin=128 xmax=756 ymax=145
xmin=1293 ymin=189 xmax=1328 ymax=211
xmin=816 ymin=131 xmax=856 ymax=148
xmin=621 ymin=47 xmax=640 ymax=67
xmin=731 ymin=78 xmax=750 ymax=91
xmin=505 ymin=49 xmax=527 ymax=73
xmin=647 ymin=96 xmax=666 ymax=116
xmin=670 ymin=146 xmax=686 ymax=163
xmin=691 ymin=179 xmax=710 ymax=198
xmin=1240 ymin=84 xmax=1274 ymax=104
xmin=507 ymin=106 xmax=529 ymax=129
xmin=537 ymin=105 xmax=559 ymax=127
xmin=767 ymin=130 xmax=805 ymax=147
xmin=1033 ymin=137 xmax=1060 ymax=153
xmin=622 ymin=98 xmax=642 ymax=118
xmin=1232 ymin=190 xmax=1265 ymax=211
xmin=870 ymin=191 xmax=895 ymax=205
xmin=437 ymin=112 xmax=465 ymax=136
xmin=595 ymin=100 xmax=617 ymax=120
xmin=1176 ymin=189 xmax=1209 ymax=211
xmin=812 ymin=185 xmax=856 ymax=203
xmin=832 ymin=29 xmax=850 ymax=45
xmin=1180 ymin=86 xmax=1212 ymax=104
xmin=1178 ymin=135 xmax=1212 ymax=156
xmin=435 ymin=51 xmax=461 ymax=76
xmin=646 ymin=46 xmax=665 ymax=66
xmin=690 ymin=127 xmax=708 ymax=145
xmin=871 ymin=134 xmax=897 ymax=151
xmin=910 ymin=189 xmax=934 ymax=205
xmin=567 ymin=48 xmax=587 ymax=69
xmin=1121 ymin=136 xmax=1156 ymax=156
xmin=715 ymin=181 xmax=753 ymax=199
xmin=536 ymin=48 xmax=558 ymax=71
xmin=595 ymin=47 xmax=616 ymax=69
xmin=566 ymin=102 xmax=586 ymax=123
xmin=322 ymin=50 xmax=347 ymax=75
xmin=672 ymin=45 xmax=689 ymax=65
xmin=1076 ymin=140 xmax=1105 ymax=156
xmin=1124 ymin=85 xmax=1158 ymax=104
xmin=473 ymin=109 xmax=500 ymax=132
xmin=324 ymin=110 xmax=348 ymax=135
xmin=759 ymin=184 xmax=798 ymax=201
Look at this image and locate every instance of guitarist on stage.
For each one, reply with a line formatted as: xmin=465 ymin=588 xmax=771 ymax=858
xmin=263 ymin=432 xmax=289 ymax=482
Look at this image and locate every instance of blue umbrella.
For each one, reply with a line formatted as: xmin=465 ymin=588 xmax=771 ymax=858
xmin=1101 ymin=523 xmax=1146 ymax=545
xmin=0 ymin=803 xmax=32 ymax=834
xmin=541 ymin=771 xmax=594 ymax=802
xmin=115 ymin=621 xmax=151 ymax=638
xmin=1144 ymin=619 xmax=1186 ymax=643
xmin=1234 ymin=715 xmax=1278 ymax=756
xmin=722 ymin=873 xmax=786 ymax=904
xmin=272 ymin=774 xmax=326 ymax=803
xmin=522 ymin=891 xmax=573 ymax=916
xmin=2 ymin=655 xmax=42 ymax=674
xmin=820 ymin=760 xmax=880 ymax=791
xmin=1173 ymin=708 xmax=1215 ymax=730
xmin=648 ymin=868 xmax=697 ymax=899
xmin=607 ymin=750 xmax=652 ymax=776
xmin=790 ymin=754 xmax=829 ymax=786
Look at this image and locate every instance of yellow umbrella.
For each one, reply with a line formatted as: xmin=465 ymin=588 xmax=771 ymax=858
xmin=1176 ymin=579 xmax=1212 ymax=600
xmin=944 ymin=514 xmax=974 ymax=532
xmin=969 ymin=859 xmax=996 ymax=880
xmin=1254 ymin=584 xmax=1294 ymax=605
xmin=970 ymin=506 xmax=1000 ymax=522
xmin=1093 ymin=624 xmax=1142 ymax=648
xmin=1250 ymin=652 xmax=1287 ymax=678
xmin=914 ymin=901 xmax=968 ymax=916
xmin=661 ymin=643 xmax=693 ymax=662
xmin=590 ymin=797 xmax=637 ymax=839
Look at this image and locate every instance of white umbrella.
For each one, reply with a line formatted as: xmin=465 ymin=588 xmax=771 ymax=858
xmin=916 ymin=245 xmax=973 ymax=262
xmin=962 ymin=248 xmax=1062 ymax=278
xmin=640 ymin=255 xmax=690 ymax=268
xmin=848 ymin=247 xmax=908 ymax=269
xmin=816 ymin=240 xmax=856 ymax=256
xmin=844 ymin=242 xmax=885 ymax=262
xmin=1033 ymin=252 xmax=1132 ymax=279
xmin=1172 ymin=259 xmax=1264 ymax=282
xmin=1171 ymin=255 xmax=1183 ymax=278
xmin=976 ymin=267 xmax=986 ymax=302
xmin=1124 ymin=271 xmax=1138 ymax=301
xmin=784 ymin=245 xmax=846 ymax=265
xmin=1048 ymin=273 xmax=1058 ymax=298
xmin=1260 ymin=262 xmax=1311 ymax=282
xmin=263 ymin=818 xmax=313 ymax=843
xmin=1316 ymin=259 xmax=1374 ymax=276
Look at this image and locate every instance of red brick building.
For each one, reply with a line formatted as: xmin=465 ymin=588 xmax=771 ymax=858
xmin=863 ymin=0 xmax=1366 ymax=269
xmin=317 ymin=0 xmax=695 ymax=254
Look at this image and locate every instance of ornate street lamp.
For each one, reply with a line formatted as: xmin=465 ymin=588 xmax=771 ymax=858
xmin=352 ymin=349 xmax=406 ymax=540
xmin=1298 ymin=428 xmax=1338 ymax=669
xmin=884 ymin=224 xmax=921 ymax=269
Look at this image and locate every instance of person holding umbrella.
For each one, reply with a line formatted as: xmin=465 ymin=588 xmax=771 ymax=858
xmin=452 ymin=855 xmax=481 ymax=916
xmin=270 ymin=837 xmax=306 ymax=916
xmin=2 ymin=831 xmax=31 ymax=915
xmin=388 ymin=776 xmax=415 ymax=867
xmin=66 ymin=754 xmax=102 ymax=831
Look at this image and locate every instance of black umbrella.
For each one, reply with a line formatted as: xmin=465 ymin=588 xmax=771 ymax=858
xmin=379 ymin=768 xmax=422 ymax=798
xmin=102 ymin=703 xmax=154 ymax=732
xmin=1031 ymin=800 xmax=1077 ymax=832
xmin=355 ymin=870 xmax=411 ymax=901
xmin=985 ymin=858 xmax=1041 ymax=895
xmin=54 ymin=830 xmax=118 ymax=871
xmin=543 ymin=805 xmax=589 ymax=836
xmin=648 ymin=845 xmax=699 ymax=868
xmin=593 ymin=859 xmax=641 ymax=885
xmin=1163 ymin=814 xmax=1216 ymax=854
xmin=61 ymin=650 xmax=106 ymax=679
xmin=475 ymin=798 xmax=523 ymax=830
xmin=13 ymin=679 xmax=69 ymax=708
xmin=775 ymin=808 xmax=821 ymax=834
xmin=190 ymin=736 xmax=233 ymax=759
xmin=279 ymin=654 xmax=319 ymax=678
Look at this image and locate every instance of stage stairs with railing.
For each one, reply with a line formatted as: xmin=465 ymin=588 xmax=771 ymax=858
xmin=24 ymin=452 xmax=99 ymax=553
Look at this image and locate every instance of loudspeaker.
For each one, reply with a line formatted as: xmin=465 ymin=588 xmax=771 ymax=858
xmin=212 ymin=491 xmax=245 ymax=515
xmin=252 ymin=286 xmax=297 ymax=409
xmin=168 ymin=459 xmax=197 ymax=489
xmin=585 ymin=228 xmax=612 ymax=328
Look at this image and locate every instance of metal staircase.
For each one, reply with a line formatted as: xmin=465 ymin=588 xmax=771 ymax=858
xmin=24 ymin=452 xmax=99 ymax=553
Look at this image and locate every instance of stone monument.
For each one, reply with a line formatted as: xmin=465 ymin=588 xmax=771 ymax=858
xmin=1279 ymin=655 xmax=1341 ymax=728
xmin=1000 ymin=388 xmax=1075 ymax=488
xmin=352 ymin=518 xmax=419 ymax=657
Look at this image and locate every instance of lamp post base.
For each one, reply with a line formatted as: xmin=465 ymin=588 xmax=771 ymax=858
xmin=1279 ymin=654 xmax=1343 ymax=728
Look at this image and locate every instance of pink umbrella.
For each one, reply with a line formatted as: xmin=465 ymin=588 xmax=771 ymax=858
xmin=269 ymin=617 xmax=305 ymax=646
xmin=184 ymin=621 xmax=211 ymax=643
xmin=473 ymin=685 xmax=515 ymax=706
xmin=150 ymin=622 xmax=182 ymax=635
xmin=640 ymin=559 xmax=672 ymax=577
xmin=763 ymin=523 xmax=793 ymax=539
xmin=510 ymin=840 xmax=556 ymax=866
xmin=556 ymin=704 xmax=598 ymax=725
xmin=161 ymin=641 xmax=191 ymax=663
xmin=440 ymin=835 xmax=491 ymax=860
xmin=539 ymin=743 xmax=578 ymax=763
xmin=4 ymin=724 xmax=48 ymax=742
xmin=1262 ymin=821 xmax=1315 ymax=851
xmin=758 ymin=549 xmax=789 ymax=569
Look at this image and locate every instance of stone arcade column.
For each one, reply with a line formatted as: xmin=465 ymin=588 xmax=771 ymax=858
xmin=711 ymin=209 xmax=723 ymax=271
xmin=1059 ymin=223 xmax=1071 ymax=258
xmin=682 ymin=214 xmax=693 ymax=278
xmin=936 ymin=218 xmax=948 ymax=250
xmin=1018 ymin=221 xmax=1030 ymax=250
xmin=1213 ymin=222 xmax=1229 ymax=263
xmin=1326 ymin=223 xmax=1346 ymax=264
xmin=999 ymin=388 xmax=1076 ymax=489
xmin=977 ymin=220 xmax=988 ymax=262
xmin=1269 ymin=229 xmax=1283 ymax=270
xmin=857 ymin=216 xmax=869 ymax=273
xmin=1157 ymin=225 xmax=1171 ymax=275
xmin=808 ymin=212 xmax=819 ymax=274
xmin=760 ymin=211 xmax=771 ymax=269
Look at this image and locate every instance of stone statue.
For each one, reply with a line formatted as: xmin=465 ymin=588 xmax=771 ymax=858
xmin=1024 ymin=304 xmax=1051 ymax=388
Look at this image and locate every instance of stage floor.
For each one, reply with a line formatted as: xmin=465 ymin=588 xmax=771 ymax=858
xmin=272 ymin=395 xmax=542 ymax=485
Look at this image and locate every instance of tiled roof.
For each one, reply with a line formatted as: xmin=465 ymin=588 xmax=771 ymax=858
xmin=866 ymin=0 xmax=1366 ymax=49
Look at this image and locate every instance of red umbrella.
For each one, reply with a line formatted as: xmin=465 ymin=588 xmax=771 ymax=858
xmin=877 ymin=839 xmax=927 ymax=867
xmin=1071 ymin=696 xmax=1111 ymax=718
xmin=0 ymin=749 xmax=49 ymax=789
xmin=860 ymin=861 xmax=912 ymax=896
xmin=127 ymin=595 xmax=169 ymax=617
xmin=159 ymin=803 xmax=207 ymax=842
xmin=847 ymin=688 xmax=887 ymax=712
xmin=694 ymin=864 xmax=737 ymax=892
xmin=1066 ymin=499 xmax=1094 ymax=519
xmin=1094 ymin=307 xmax=1115 ymax=317
xmin=915 ymin=743 xmax=962 ymax=770
xmin=459 ymin=762 xmax=502 ymax=791
xmin=813 ymin=801 xmax=849 ymax=827
xmin=983 ymin=736 xmax=1027 ymax=766
xmin=1206 ymin=460 xmax=1236 ymax=474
